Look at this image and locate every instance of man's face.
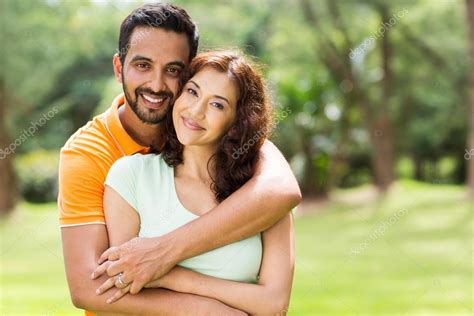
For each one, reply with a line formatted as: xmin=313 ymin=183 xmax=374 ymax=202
xmin=121 ymin=27 xmax=190 ymax=125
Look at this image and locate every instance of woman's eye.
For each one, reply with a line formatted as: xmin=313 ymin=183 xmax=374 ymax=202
xmin=211 ymin=102 xmax=224 ymax=110
xmin=187 ymin=88 xmax=198 ymax=96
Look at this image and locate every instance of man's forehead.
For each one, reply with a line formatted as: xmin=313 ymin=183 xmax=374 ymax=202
xmin=126 ymin=27 xmax=189 ymax=65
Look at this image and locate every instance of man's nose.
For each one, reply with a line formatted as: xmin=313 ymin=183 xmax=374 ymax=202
xmin=149 ymin=71 xmax=166 ymax=93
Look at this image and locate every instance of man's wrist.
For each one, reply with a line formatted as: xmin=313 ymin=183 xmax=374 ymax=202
xmin=155 ymin=232 xmax=186 ymax=266
xmin=159 ymin=227 xmax=190 ymax=263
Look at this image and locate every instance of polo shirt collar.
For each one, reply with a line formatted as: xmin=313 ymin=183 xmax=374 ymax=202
xmin=105 ymin=93 xmax=150 ymax=156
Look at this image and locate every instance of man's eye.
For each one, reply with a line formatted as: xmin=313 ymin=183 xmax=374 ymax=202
xmin=136 ymin=63 xmax=150 ymax=70
xmin=211 ymin=102 xmax=224 ymax=110
xmin=167 ymin=67 xmax=181 ymax=76
xmin=187 ymin=88 xmax=198 ymax=96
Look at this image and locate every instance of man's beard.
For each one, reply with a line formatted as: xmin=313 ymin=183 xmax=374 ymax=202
xmin=123 ymin=79 xmax=174 ymax=125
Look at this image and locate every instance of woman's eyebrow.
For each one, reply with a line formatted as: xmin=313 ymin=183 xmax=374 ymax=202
xmin=189 ymin=80 xmax=200 ymax=89
xmin=214 ymin=95 xmax=229 ymax=105
xmin=189 ymin=80 xmax=230 ymax=105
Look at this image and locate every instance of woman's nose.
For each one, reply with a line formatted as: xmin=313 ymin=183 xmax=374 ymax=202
xmin=189 ymin=100 xmax=206 ymax=120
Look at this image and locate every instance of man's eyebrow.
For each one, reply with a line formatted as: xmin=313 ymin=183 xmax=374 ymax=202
xmin=167 ymin=61 xmax=186 ymax=69
xmin=189 ymin=80 xmax=230 ymax=105
xmin=130 ymin=55 xmax=153 ymax=63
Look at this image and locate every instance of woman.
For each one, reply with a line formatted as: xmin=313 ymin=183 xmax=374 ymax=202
xmin=98 ymin=51 xmax=295 ymax=315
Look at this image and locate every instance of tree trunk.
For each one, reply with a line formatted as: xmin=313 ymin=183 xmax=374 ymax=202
xmin=0 ymin=79 xmax=18 ymax=216
xmin=372 ymin=4 xmax=395 ymax=192
xmin=301 ymin=134 xmax=328 ymax=198
xmin=466 ymin=0 xmax=474 ymax=196
xmin=413 ymin=155 xmax=424 ymax=180
xmin=300 ymin=0 xmax=395 ymax=193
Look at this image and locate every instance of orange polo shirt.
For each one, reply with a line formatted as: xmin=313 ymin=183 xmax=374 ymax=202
xmin=58 ymin=94 xmax=150 ymax=315
xmin=58 ymin=93 xmax=151 ymax=226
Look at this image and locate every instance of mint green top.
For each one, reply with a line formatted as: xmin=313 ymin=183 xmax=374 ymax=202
xmin=105 ymin=153 xmax=262 ymax=283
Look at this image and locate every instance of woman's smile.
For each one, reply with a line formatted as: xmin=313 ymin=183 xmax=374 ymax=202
xmin=181 ymin=116 xmax=205 ymax=131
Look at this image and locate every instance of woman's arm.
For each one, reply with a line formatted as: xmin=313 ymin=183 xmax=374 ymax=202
xmin=147 ymin=212 xmax=295 ymax=315
xmin=98 ymin=186 xmax=246 ymax=315
xmin=103 ymin=185 xmax=140 ymax=246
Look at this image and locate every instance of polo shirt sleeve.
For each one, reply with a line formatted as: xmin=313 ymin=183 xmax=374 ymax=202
xmin=58 ymin=149 xmax=107 ymax=227
xmin=104 ymin=155 xmax=139 ymax=211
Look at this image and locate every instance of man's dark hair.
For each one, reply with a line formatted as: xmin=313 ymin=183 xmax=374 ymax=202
xmin=118 ymin=3 xmax=199 ymax=64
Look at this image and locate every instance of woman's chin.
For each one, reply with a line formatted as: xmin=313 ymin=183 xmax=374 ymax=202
xmin=176 ymin=134 xmax=196 ymax=147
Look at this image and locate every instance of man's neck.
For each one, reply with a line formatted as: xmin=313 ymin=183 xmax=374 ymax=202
xmin=118 ymin=103 xmax=163 ymax=148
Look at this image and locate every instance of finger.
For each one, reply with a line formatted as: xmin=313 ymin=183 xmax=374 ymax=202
xmin=91 ymin=260 xmax=111 ymax=279
xmin=107 ymin=284 xmax=131 ymax=304
xmin=106 ymin=260 xmax=125 ymax=277
xmin=129 ymin=279 xmax=145 ymax=295
xmin=115 ymin=273 xmax=130 ymax=289
xmin=99 ymin=246 xmax=120 ymax=264
xmin=99 ymin=247 xmax=115 ymax=264
xmin=96 ymin=276 xmax=116 ymax=295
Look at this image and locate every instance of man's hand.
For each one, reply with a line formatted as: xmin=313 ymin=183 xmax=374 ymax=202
xmin=92 ymin=236 xmax=180 ymax=295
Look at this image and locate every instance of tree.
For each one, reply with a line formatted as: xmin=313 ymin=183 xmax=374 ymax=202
xmin=467 ymin=0 xmax=474 ymax=196
xmin=300 ymin=0 xmax=396 ymax=192
xmin=0 ymin=78 xmax=18 ymax=215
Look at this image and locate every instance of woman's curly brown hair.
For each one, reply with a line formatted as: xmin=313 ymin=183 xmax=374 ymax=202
xmin=160 ymin=50 xmax=274 ymax=203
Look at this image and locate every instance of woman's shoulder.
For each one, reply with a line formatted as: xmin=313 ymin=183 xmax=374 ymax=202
xmin=113 ymin=153 xmax=171 ymax=173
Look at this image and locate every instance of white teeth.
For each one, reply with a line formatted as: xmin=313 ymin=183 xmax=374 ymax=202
xmin=142 ymin=94 xmax=164 ymax=103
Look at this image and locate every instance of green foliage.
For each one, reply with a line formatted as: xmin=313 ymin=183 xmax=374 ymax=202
xmin=2 ymin=0 xmax=469 ymax=198
xmin=14 ymin=150 xmax=59 ymax=203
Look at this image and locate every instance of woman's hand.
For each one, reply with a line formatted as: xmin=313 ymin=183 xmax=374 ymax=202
xmin=144 ymin=266 xmax=189 ymax=292
xmin=93 ymin=260 xmax=131 ymax=304
xmin=95 ymin=274 xmax=131 ymax=304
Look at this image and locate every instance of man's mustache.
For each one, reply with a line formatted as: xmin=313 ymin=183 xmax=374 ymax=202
xmin=135 ymin=88 xmax=173 ymax=100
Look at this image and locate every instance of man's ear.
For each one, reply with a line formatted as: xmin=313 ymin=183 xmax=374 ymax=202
xmin=113 ymin=53 xmax=123 ymax=84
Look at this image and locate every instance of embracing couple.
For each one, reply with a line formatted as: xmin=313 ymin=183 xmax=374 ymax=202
xmin=58 ymin=3 xmax=301 ymax=315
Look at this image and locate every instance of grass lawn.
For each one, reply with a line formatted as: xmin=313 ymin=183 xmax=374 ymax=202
xmin=1 ymin=180 xmax=472 ymax=315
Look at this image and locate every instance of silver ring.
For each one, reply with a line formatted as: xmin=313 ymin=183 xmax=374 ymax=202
xmin=117 ymin=273 xmax=126 ymax=286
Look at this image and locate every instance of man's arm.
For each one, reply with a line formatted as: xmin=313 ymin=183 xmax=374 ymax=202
xmin=142 ymin=213 xmax=295 ymax=315
xmin=61 ymin=224 xmax=245 ymax=315
xmin=100 ymin=141 xmax=301 ymax=294
xmin=176 ymin=140 xmax=301 ymax=255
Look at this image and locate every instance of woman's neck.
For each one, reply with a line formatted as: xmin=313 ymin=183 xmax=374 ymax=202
xmin=176 ymin=145 xmax=216 ymax=184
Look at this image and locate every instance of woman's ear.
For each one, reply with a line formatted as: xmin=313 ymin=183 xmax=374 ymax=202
xmin=113 ymin=53 xmax=123 ymax=84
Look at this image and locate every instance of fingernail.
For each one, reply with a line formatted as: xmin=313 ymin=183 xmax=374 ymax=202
xmin=91 ymin=273 xmax=95 ymax=279
xmin=106 ymin=299 xmax=111 ymax=304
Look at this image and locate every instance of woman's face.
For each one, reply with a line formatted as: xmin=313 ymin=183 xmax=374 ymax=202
xmin=172 ymin=67 xmax=238 ymax=148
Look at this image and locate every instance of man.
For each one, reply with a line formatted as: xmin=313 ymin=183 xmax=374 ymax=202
xmin=59 ymin=3 xmax=301 ymax=315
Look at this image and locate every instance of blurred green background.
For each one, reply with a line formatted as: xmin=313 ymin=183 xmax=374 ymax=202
xmin=1 ymin=0 xmax=473 ymax=315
